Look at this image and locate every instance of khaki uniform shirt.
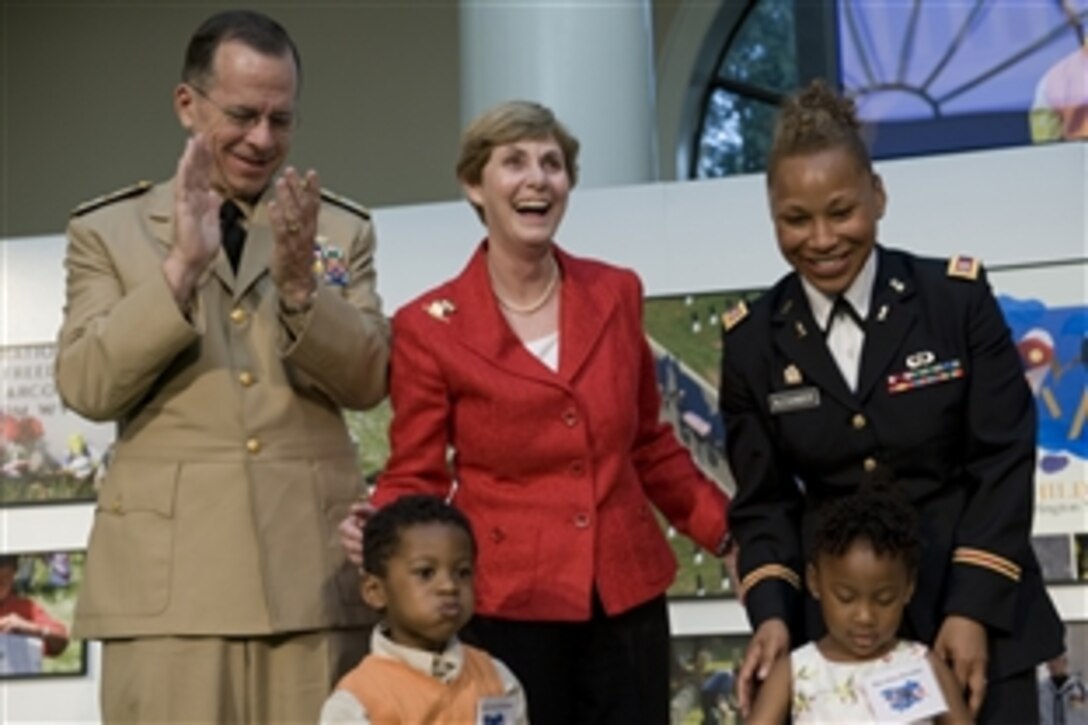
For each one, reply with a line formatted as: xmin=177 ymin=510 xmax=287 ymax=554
xmin=57 ymin=179 xmax=389 ymax=638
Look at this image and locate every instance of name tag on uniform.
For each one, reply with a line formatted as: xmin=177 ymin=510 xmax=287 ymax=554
xmin=478 ymin=695 xmax=518 ymax=724
xmin=768 ymin=387 xmax=820 ymax=414
xmin=861 ymin=658 xmax=947 ymax=722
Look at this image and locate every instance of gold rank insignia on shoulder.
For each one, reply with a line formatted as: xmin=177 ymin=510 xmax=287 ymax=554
xmin=320 ymin=189 xmax=371 ymax=219
xmin=946 ymin=254 xmax=980 ymax=281
xmin=720 ymin=301 xmax=749 ymax=332
xmin=424 ymin=299 xmax=456 ymax=322
xmin=70 ymin=180 xmax=153 ymax=217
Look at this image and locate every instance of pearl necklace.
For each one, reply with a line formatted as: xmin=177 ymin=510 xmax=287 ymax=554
xmin=493 ymin=257 xmax=560 ymax=315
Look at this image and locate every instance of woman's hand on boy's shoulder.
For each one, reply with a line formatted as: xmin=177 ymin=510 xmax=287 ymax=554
xmin=339 ymin=501 xmax=376 ymax=569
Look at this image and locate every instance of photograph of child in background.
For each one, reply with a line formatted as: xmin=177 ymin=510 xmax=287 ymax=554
xmin=0 ymin=551 xmax=85 ymax=678
xmin=671 ymin=635 xmax=746 ymax=724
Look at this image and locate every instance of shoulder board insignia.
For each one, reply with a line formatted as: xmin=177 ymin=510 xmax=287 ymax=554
xmin=946 ymin=254 xmax=980 ymax=281
xmin=70 ymin=181 xmax=153 ymax=217
xmin=720 ymin=301 xmax=749 ymax=332
xmin=320 ymin=189 xmax=370 ymax=220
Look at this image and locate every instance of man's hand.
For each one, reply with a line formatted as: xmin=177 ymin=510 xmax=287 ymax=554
xmin=737 ymin=617 xmax=790 ymax=717
xmin=164 ymin=134 xmax=222 ymax=305
xmin=934 ymin=614 xmax=988 ymax=717
xmin=339 ymin=500 xmax=375 ymax=569
xmin=268 ymin=167 xmax=320 ymax=309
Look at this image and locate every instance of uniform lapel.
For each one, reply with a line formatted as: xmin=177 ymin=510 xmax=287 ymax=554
xmin=856 ymin=248 xmax=918 ymax=401
xmin=446 ymin=243 xmax=563 ymax=388
xmin=772 ymin=277 xmax=856 ymax=410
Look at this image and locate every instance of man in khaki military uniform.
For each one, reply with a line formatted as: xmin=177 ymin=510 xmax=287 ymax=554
xmin=55 ymin=10 xmax=389 ymax=722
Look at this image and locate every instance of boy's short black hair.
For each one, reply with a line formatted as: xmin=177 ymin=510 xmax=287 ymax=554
xmin=363 ymin=495 xmax=476 ymax=577
xmin=808 ymin=489 xmax=920 ymax=573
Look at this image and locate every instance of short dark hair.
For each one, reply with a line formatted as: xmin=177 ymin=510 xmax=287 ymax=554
xmin=808 ymin=489 xmax=920 ymax=574
xmin=182 ymin=10 xmax=302 ymax=92
xmin=0 ymin=554 xmax=19 ymax=570
xmin=363 ymin=495 xmax=476 ymax=577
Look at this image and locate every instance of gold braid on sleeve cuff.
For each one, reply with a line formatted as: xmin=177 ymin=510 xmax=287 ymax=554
xmin=952 ymin=547 xmax=1021 ymax=582
xmin=739 ymin=563 xmax=801 ymax=598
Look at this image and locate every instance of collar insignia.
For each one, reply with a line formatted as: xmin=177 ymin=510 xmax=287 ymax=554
xmin=720 ymin=301 xmax=749 ymax=332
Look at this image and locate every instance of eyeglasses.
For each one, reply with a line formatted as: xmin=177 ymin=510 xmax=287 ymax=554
xmin=189 ymin=84 xmax=299 ymax=135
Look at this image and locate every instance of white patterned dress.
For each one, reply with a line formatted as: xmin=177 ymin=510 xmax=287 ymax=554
xmin=791 ymin=639 xmax=939 ymax=724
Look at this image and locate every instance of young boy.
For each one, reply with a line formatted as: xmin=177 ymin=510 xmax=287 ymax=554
xmin=320 ymin=495 xmax=527 ymax=724
xmin=747 ymin=490 xmax=971 ymax=724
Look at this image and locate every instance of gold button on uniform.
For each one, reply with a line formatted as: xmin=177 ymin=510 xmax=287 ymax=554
xmin=246 ymin=438 xmax=262 ymax=454
xmin=562 ymin=408 xmax=579 ymax=427
xmin=230 ymin=308 xmax=247 ymax=324
xmin=238 ymin=371 xmax=255 ymax=387
xmin=573 ymin=513 xmax=591 ymax=529
xmin=863 ymin=457 xmax=877 ymax=472
xmin=852 ymin=413 xmax=867 ymax=430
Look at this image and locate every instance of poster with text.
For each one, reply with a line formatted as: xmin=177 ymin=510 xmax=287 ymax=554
xmin=0 ymin=343 xmax=114 ymax=506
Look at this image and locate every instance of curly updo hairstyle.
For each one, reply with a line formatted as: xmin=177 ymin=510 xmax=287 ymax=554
xmin=768 ymin=79 xmax=872 ymax=185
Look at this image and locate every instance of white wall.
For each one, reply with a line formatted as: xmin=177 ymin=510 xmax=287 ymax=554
xmin=1 ymin=142 xmax=1085 ymax=723
xmin=374 ymin=141 xmax=1087 ymax=311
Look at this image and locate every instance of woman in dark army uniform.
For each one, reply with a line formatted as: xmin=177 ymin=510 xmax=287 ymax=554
xmin=720 ymin=80 xmax=1063 ymax=724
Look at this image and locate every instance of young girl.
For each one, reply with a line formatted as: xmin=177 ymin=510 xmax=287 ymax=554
xmin=747 ymin=491 xmax=971 ymax=724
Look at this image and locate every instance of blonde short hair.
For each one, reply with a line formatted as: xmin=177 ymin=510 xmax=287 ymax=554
xmin=456 ymin=100 xmax=581 ymax=188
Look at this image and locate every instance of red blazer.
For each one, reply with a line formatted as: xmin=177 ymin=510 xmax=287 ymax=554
xmin=371 ymin=242 xmax=729 ymax=621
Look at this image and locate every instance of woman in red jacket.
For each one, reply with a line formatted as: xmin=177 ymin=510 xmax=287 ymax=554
xmin=341 ymin=100 xmax=730 ymax=724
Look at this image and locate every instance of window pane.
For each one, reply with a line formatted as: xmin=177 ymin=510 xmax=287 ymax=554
xmin=695 ymin=89 xmax=779 ymax=178
xmin=838 ymin=0 xmax=1088 ymax=152
xmin=719 ymin=0 xmax=798 ymax=92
